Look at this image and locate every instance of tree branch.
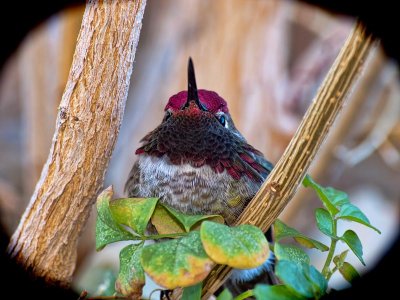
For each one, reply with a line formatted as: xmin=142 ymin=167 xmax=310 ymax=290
xmin=200 ymin=20 xmax=375 ymax=299
xmin=7 ymin=0 xmax=146 ymax=286
xmin=282 ymin=45 xmax=382 ymax=222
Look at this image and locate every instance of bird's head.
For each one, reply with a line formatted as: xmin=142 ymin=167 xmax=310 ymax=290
xmin=135 ymin=58 xmax=270 ymax=180
xmin=163 ymin=58 xmax=231 ymax=130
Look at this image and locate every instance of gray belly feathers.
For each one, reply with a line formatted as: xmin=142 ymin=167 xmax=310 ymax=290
xmin=130 ymin=155 xmax=260 ymax=225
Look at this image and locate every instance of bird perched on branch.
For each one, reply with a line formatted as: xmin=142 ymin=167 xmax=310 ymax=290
xmin=125 ymin=58 xmax=275 ymax=296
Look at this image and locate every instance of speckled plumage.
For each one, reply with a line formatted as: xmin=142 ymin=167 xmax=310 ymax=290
xmin=125 ymin=154 xmax=266 ymax=225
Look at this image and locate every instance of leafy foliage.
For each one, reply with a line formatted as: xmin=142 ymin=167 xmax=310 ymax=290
xmin=276 ymin=260 xmax=327 ymax=299
xmin=160 ymin=204 xmax=224 ymax=232
xmin=182 ymin=283 xmax=203 ymax=300
xmin=150 ymin=204 xmax=186 ymax=234
xmin=274 ymin=243 xmax=310 ymax=265
xmin=200 ymin=221 xmax=269 ymax=268
xmin=250 ymin=175 xmax=380 ymax=300
xmin=337 ymin=203 xmax=381 ymax=233
xmin=94 ymin=186 xmax=268 ymax=298
xmin=338 ymin=262 xmax=360 ymax=282
xmin=254 ymin=284 xmax=304 ymax=300
xmin=95 ymin=187 xmax=135 ymax=251
xmin=115 ymin=243 xmax=145 ymax=297
xmin=93 ymin=175 xmax=380 ymax=300
xmin=110 ymin=197 xmax=158 ymax=235
xmin=215 ymin=289 xmax=233 ymax=300
xmin=340 ymin=230 xmax=365 ymax=265
xmin=141 ymin=231 xmax=214 ymax=289
xmin=274 ymin=219 xmax=328 ymax=251
xmin=315 ymin=208 xmax=335 ymax=237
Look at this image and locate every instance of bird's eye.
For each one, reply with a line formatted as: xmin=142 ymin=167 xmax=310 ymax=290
xmin=164 ymin=111 xmax=172 ymax=121
xmin=217 ymin=114 xmax=226 ymax=127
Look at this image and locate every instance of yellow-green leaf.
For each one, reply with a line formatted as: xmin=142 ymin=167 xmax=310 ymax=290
xmin=96 ymin=218 xmax=133 ymax=251
xmin=162 ymin=204 xmax=224 ymax=232
xmin=115 ymin=243 xmax=145 ymax=298
xmin=96 ymin=187 xmax=134 ymax=251
xmin=338 ymin=262 xmax=360 ymax=283
xmin=254 ymin=284 xmax=305 ymax=300
xmin=150 ymin=204 xmax=185 ymax=235
xmin=110 ymin=197 xmax=158 ymax=235
xmin=141 ymin=231 xmax=214 ymax=289
xmin=303 ymin=175 xmax=340 ymax=215
xmin=276 ymin=260 xmax=327 ymax=298
xmin=333 ymin=250 xmax=349 ymax=268
xmin=315 ymin=208 xmax=336 ymax=238
xmin=182 ymin=283 xmax=202 ymax=300
xmin=274 ymin=220 xmax=328 ymax=251
xmin=337 ymin=203 xmax=381 ymax=233
xmin=274 ymin=243 xmax=310 ymax=265
xmin=216 ymin=289 xmax=233 ymax=300
xmin=200 ymin=221 xmax=269 ymax=269
xmin=324 ymin=187 xmax=349 ymax=207
xmin=340 ymin=230 xmax=365 ymax=265
xmin=190 ymin=215 xmax=225 ymax=231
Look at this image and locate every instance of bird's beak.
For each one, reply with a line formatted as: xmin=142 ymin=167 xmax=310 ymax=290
xmin=182 ymin=57 xmax=207 ymax=111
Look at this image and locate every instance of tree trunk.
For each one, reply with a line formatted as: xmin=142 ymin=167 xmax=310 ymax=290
xmin=8 ymin=0 xmax=146 ymax=286
xmin=200 ymin=20 xmax=375 ymax=300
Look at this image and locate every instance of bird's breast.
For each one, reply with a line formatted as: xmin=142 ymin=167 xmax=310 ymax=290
xmin=137 ymin=155 xmax=259 ymax=224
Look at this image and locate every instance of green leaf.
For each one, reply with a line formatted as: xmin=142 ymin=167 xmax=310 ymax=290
xmin=96 ymin=187 xmax=128 ymax=233
xmin=182 ymin=283 xmax=202 ymax=300
xmin=337 ymin=203 xmax=381 ymax=233
xmin=115 ymin=243 xmax=145 ymax=298
xmin=338 ymin=262 xmax=360 ymax=283
xmin=110 ymin=197 xmax=158 ymax=235
xmin=306 ymin=265 xmax=328 ymax=297
xmin=340 ymin=230 xmax=365 ymax=265
xmin=315 ymin=208 xmax=335 ymax=238
xmin=303 ymin=175 xmax=339 ymax=215
xmin=216 ymin=289 xmax=233 ymax=300
xmin=141 ymin=231 xmax=214 ymax=289
xmin=162 ymin=204 xmax=224 ymax=232
xmin=95 ymin=218 xmax=134 ymax=251
xmin=333 ymin=250 xmax=360 ymax=284
xmin=200 ymin=221 xmax=269 ymax=269
xmin=274 ymin=219 xmax=329 ymax=251
xmin=276 ymin=260 xmax=327 ymax=298
xmin=324 ymin=187 xmax=349 ymax=207
xmin=254 ymin=284 xmax=305 ymax=300
xmin=333 ymin=250 xmax=349 ymax=268
xmin=95 ymin=187 xmax=134 ymax=251
xmin=150 ymin=204 xmax=186 ymax=235
xmin=274 ymin=243 xmax=310 ymax=265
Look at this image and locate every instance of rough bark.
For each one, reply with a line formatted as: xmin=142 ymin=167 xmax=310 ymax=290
xmin=7 ymin=0 xmax=146 ymax=286
xmin=200 ymin=21 xmax=375 ymax=299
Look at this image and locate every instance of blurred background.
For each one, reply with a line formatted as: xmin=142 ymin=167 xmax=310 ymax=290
xmin=0 ymin=0 xmax=399 ymax=298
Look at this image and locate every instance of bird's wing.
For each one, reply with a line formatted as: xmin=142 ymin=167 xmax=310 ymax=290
xmin=254 ymin=155 xmax=274 ymax=178
xmin=124 ymin=160 xmax=141 ymax=197
xmin=222 ymin=151 xmax=277 ymax=296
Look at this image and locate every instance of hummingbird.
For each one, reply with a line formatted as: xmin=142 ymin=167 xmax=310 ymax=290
xmin=125 ymin=58 xmax=275 ymax=296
